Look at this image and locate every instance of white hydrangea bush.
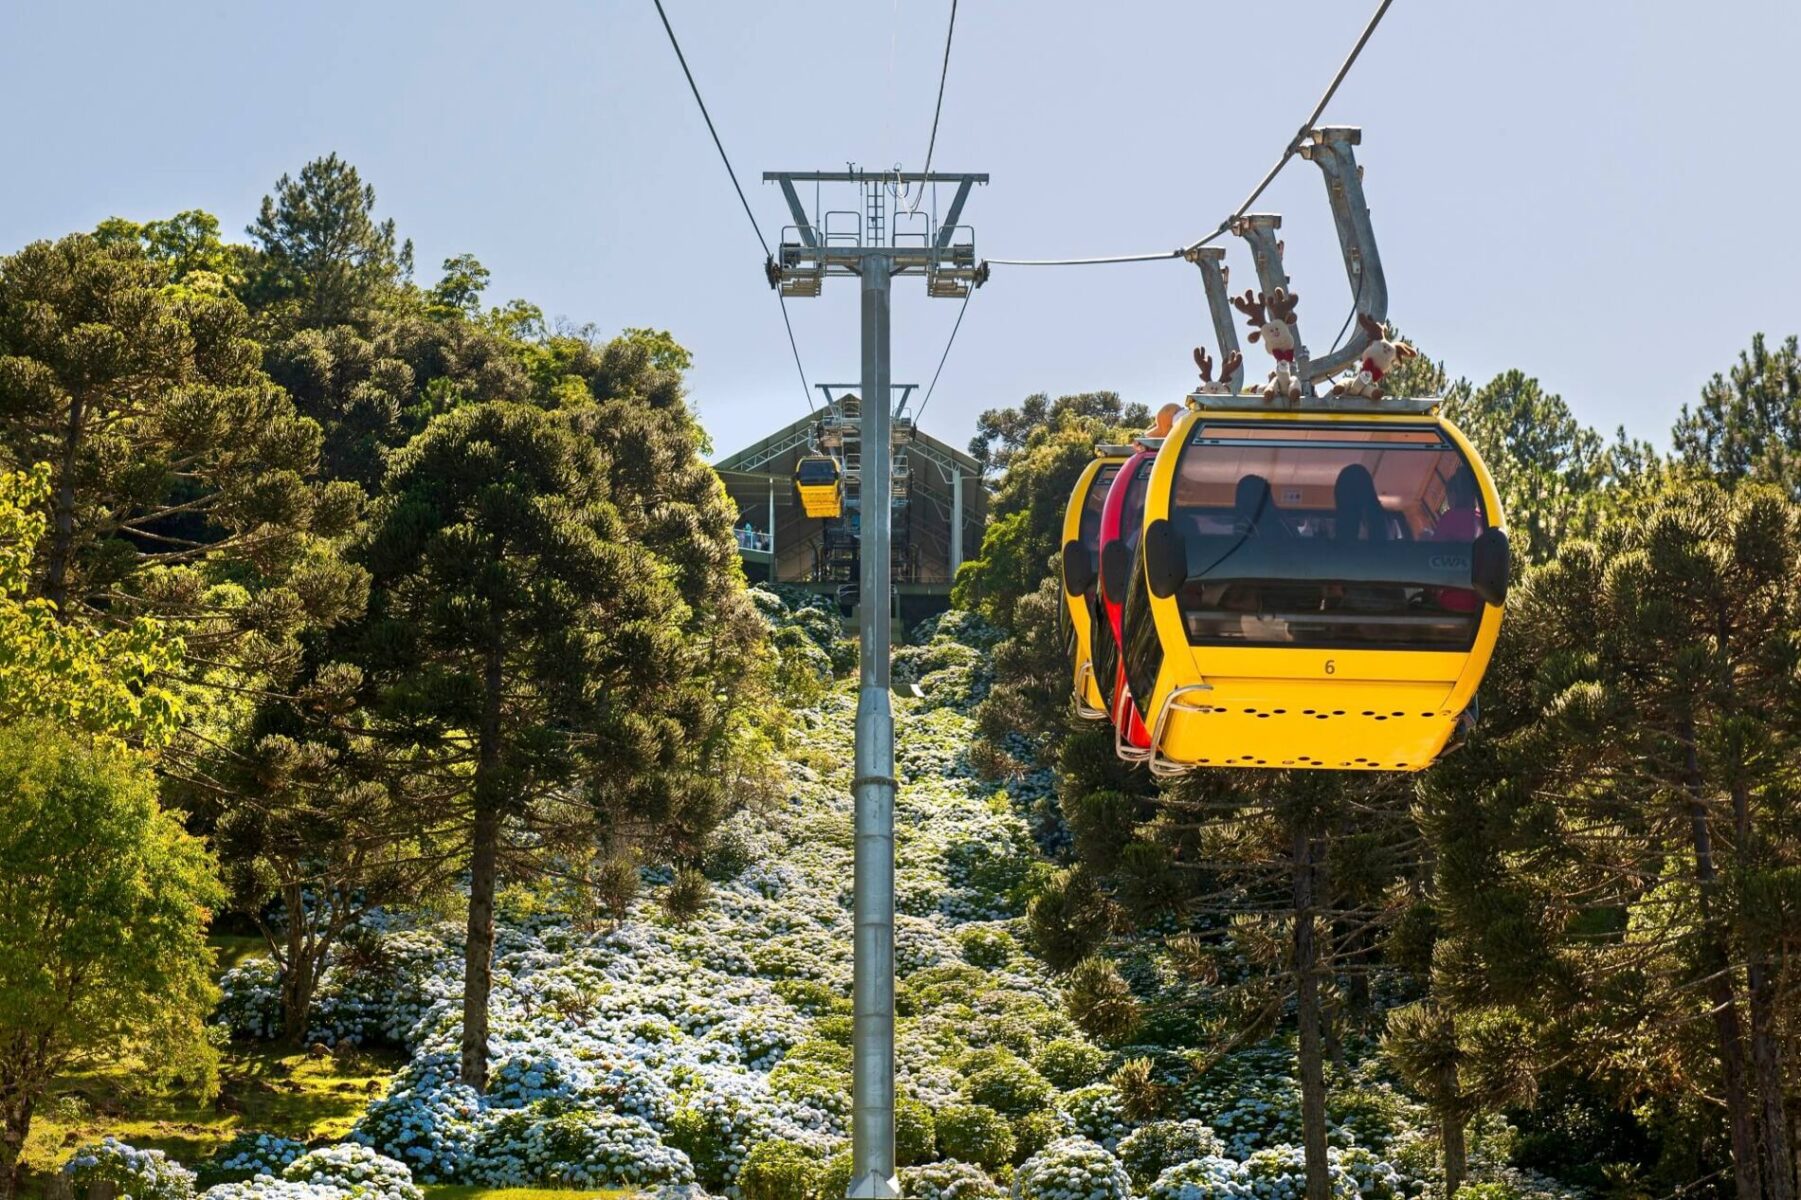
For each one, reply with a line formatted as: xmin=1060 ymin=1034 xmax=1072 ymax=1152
xmin=206 ymin=1133 xmax=306 ymax=1180
xmin=903 ymin=1159 xmax=1007 ymax=1200
xmin=187 ymin=602 xmax=1576 ymax=1200
xmin=64 ymin=1138 xmax=196 ymax=1200
xmin=1117 ymin=1119 xmax=1226 ymax=1189
xmin=280 ymin=1144 xmax=421 ymax=1200
xmin=1010 ymin=1137 xmax=1133 ymax=1200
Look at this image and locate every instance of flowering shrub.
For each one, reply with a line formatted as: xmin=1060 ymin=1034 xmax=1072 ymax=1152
xmin=1117 ymin=1120 xmax=1226 ymax=1189
xmin=65 ymin=1139 xmax=196 ymax=1200
xmin=1056 ymin=1086 xmax=1130 ymax=1150
xmin=281 ymin=1144 xmax=421 ymax=1200
xmin=199 ymin=1178 xmax=351 ymax=1200
xmin=1144 ymin=1157 xmax=1244 ymax=1200
xmin=188 ymin=606 xmax=1569 ymax=1200
xmin=736 ymin=1140 xmax=818 ymax=1200
xmin=904 ymin=1160 xmax=1008 ymax=1200
xmin=204 ymin=1133 xmax=306 ymax=1181
xmin=1010 ymin=1137 xmax=1132 ymax=1200
xmin=896 ymin=1097 xmax=938 ymax=1166
xmin=1033 ymin=1039 xmax=1107 ymax=1090
xmin=964 ymin=1055 xmax=1054 ymax=1118
xmin=936 ymin=1105 xmax=1017 ymax=1171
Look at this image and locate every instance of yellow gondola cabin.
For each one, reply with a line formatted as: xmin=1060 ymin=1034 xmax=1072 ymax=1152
xmin=794 ymin=454 xmax=844 ymax=520
xmin=1120 ymin=398 xmax=1510 ymax=773
xmin=1061 ymin=453 xmax=1127 ymax=718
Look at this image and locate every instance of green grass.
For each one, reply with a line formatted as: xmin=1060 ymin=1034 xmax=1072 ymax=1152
xmin=18 ymin=1042 xmax=403 ymax=1198
xmin=209 ymin=932 xmax=272 ymax=975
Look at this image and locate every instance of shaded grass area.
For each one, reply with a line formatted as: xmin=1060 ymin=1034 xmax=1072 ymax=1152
xmin=18 ymin=936 xmax=398 ymax=1198
xmin=18 ymin=944 xmax=636 ymax=1200
xmin=18 ymin=1041 xmax=404 ymax=1197
xmin=209 ymin=933 xmax=272 ymax=975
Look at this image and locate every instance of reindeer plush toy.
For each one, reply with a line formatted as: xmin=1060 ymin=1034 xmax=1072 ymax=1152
xmin=1191 ymin=346 xmax=1242 ymax=396
xmin=1230 ymin=288 xmax=1303 ymax=401
xmin=1330 ymin=314 xmax=1416 ymax=402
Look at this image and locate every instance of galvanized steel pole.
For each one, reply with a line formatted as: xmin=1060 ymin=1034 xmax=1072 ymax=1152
xmin=850 ymin=250 xmax=899 ymax=1200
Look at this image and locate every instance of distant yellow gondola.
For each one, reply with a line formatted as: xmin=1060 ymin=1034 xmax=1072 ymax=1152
xmin=794 ymin=454 xmax=844 ymax=520
xmin=1120 ymin=399 xmax=1510 ymax=773
xmin=1060 ymin=453 xmax=1127 ymax=718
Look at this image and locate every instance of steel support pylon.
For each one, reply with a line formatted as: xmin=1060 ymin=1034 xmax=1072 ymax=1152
xmin=761 ymin=167 xmax=985 ymax=1200
xmin=849 ymin=252 xmax=900 ymax=1200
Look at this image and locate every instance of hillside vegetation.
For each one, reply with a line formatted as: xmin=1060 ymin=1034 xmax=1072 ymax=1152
xmin=1 ymin=153 xmax=1799 ymax=1200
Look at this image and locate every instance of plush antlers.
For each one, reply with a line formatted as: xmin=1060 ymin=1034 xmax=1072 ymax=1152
xmin=1230 ymin=287 xmax=1302 ymax=400
xmin=1230 ymin=289 xmax=1267 ymax=335
xmin=1230 ymin=287 xmax=1300 ymax=343
xmin=1193 ymin=346 xmax=1242 ymax=395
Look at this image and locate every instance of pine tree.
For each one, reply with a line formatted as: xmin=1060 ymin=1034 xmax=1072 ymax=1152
xmin=1430 ymin=482 xmax=1801 ymax=1200
xmin=0 ymin=232 xmax=364 ymax=664
xmin=356 ymin=400 xmax=691 ymax=1089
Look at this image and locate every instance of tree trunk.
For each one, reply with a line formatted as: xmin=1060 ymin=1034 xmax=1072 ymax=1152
xmin=1293 ymin=821 xmax=1331 ymax=1200
xmin=279 ymin=885 xmax=317 ymax=1048
xmin=460 ymin=802 xmax=499 ymax=1090
xmin=1685 ymin=741 xmax=1761 ymax=1200
xmin=0 ymin=1081 xmax=34 ymax=1200
xmin=460 ymin=643 xmax=505 ymax=1092
xmin=1437 ymin=1068 xmax=1467 ymax=1200
xmin=43 ymin=390 xmax=86 ymax=614
xmin=1730 ymin=780 xmax=1796 ymax=1200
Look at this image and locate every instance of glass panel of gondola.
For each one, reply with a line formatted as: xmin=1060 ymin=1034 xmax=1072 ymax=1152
xmin=1079 ymin=463 xmax=1120 ymax=563
xmin=1170 ymin=423 xmax=1486 ymax=650
xmin=1121 ymin=564 xmax=1162 ymax=722
xmin=1090 ymin=593 xmax=1119 ymax=712
xmin=796 ymin=457 xmax=839 ymax=485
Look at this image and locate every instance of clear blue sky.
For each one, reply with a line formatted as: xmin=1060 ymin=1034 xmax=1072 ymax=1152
xmin=3 ymin=1 xmax=1797 ymax=461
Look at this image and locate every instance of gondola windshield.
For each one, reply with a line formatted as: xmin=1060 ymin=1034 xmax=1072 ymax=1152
xmin=796 ymin=457 xmax=839 ymax=485
xmin=1079 ymin=464 xmax=1121 ymax=551
xmin=1164 ymin=423 xmax=1486 ymax=650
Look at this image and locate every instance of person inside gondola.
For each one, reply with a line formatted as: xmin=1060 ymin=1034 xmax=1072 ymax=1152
xmin=1428 ymin=467 xmax=1482 ymax=614
xmin=1331 ymin=464 xmax=1403 ymax=619
xmin=1232 ymin=474 xmax=1279 ymax=536
xmin=1333 ymin=464 xmax=1388 ymax=542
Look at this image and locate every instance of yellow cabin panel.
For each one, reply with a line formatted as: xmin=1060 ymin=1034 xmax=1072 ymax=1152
xmin=797 ymin=484 xmax=842 ymax=519
xmin=1063 ymin=456 xmax=1125 ymax=717
xmin=1130 ymin=403 xmax=1508 ymax=774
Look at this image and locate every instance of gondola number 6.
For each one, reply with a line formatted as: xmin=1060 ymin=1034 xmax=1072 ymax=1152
xmin=1324 ymin=660 xmax=1336 ymax=675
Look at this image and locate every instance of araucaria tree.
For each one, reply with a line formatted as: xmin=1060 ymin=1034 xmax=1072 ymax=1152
xmin=357 ymin=400 xmax=694 ymax=1090
xmin=1435 ymin=482 xmax=1801 ymax=1200
xmin=0 ymin=231 xmax=364 ymax=667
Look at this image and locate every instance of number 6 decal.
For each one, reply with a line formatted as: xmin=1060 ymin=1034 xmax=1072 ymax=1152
xmin=1324 ymin=659 xmax=1336 ymax=675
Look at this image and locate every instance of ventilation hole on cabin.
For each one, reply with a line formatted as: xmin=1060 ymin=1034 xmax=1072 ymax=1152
xmin=1273 ymin=708 xmax=1286 ymax=714
xmin=1391 ymin=711 xmax=1405 ymax=717
xmin=1256 ymin=714 xmax=1270 ymax=719
xmin=1332 ymin=710 xmax=1345 ymax=716
xmin=1361 ymin=710 xmax=1375 ymax=716
xmin=1375 ymin=715 xmax=1387 ymax=721
xmin=1354 ymin=757 xmax=1368 ymax=763
xmin=1303 ymin=709 xmax=1315 ymax=715
xmin=1422 ymin=712 xmax=1435 ymax=718
xmin=1244 ymin=707 xmax=1257 ymax=714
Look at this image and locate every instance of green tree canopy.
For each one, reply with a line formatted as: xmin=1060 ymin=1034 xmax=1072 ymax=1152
xmin=356 ymin=400 xmax=692 ymax=1089
xmin=0 ymin=232 xmax=364 ymax=671
xmin=0 ymin=723 xmax=222 ymax=1199
xmin=247 ymin=153 xmax=413 ymax=328
xmin=1673 ymin=333 xmax=1801 ymax=498
xmin=0 ymin=465 xmax=181 ymax=741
